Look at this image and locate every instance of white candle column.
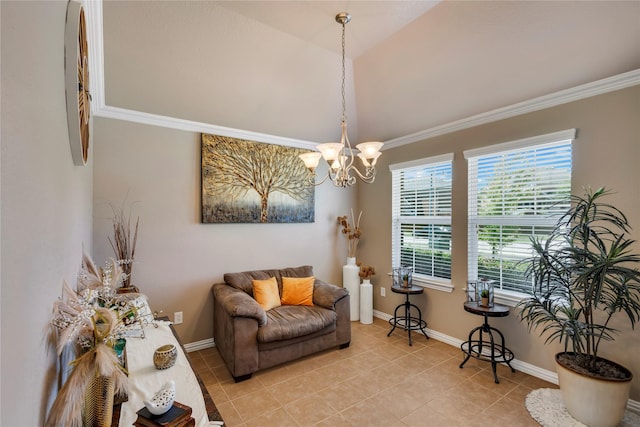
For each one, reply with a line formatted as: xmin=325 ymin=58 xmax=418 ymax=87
xmin=342 ymin=257 xmax=360 ymax=321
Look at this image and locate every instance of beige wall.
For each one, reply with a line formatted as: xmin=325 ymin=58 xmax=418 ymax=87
xmin=357 ymin=85 xmax=640 ymax=400
xmin=102 ymin=1 xmax=356 ymax=143
xmin=1 ymin=1 xmax=94 ymax=424
xmin=92 ymin=118 xmax=356 ymax=343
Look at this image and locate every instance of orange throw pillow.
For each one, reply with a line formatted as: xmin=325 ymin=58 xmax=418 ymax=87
xmin=281 ymin=276 xmax=315 ymax=306
xmin=252 ymin=277 xmax=281 ymax=311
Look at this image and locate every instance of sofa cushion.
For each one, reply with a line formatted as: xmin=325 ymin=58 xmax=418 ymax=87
xmin=257 ymin=305 xmax=337 ymax=343
xmin=281 ymin=276 xmax=315 ymax=306
xmin=224 ymin=266 xmax=314 ymax=295
xmin=252 ymin=277 xmax=281 ymax=311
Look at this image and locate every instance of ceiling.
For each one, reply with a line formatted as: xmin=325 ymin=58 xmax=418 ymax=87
xmin=215 ymin=1 xmax=439 ymax=59
xmin=101 ymin=1 xmax=640 ymax=145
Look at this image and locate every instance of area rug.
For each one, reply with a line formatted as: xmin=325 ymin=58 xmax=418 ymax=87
xmin=525 ymin=388 xmax=640 ymax=427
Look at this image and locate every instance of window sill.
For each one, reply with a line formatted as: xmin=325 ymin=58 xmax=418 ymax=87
xmin=412 ymin=277 xmax=454 ymax=293
xmin=494 ymin=289 xmax=527 ymax=308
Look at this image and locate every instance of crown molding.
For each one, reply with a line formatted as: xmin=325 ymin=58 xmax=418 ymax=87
xmin=97 ymin=106 xmax=318 ymax=148
xmin=84 ymin=0 xmax=106 ymax=111
xmin=85 ymin=1 xmax=639 ymax=151
xmin=84 ymin=0 xmax=317 ymax=148
xmin=384 ymin=69 xmax=640 ymax=149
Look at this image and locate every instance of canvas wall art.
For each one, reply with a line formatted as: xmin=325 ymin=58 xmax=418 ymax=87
xmin=201 ymin=134 xmax=315 ymax=223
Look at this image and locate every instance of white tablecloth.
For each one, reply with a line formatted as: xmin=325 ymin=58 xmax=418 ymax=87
xmin=119 ymin=321 xmax=221 ymax=426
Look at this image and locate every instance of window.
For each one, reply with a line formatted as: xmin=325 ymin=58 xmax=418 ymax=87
xmin=465 ymin=129 xmax=574 ymax=297
xmin=390 ymin=154 xmax=453 ymax=291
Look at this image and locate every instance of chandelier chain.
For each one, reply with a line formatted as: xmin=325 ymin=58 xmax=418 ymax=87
xmin=341 ymin=20 xmax=346 ymax=123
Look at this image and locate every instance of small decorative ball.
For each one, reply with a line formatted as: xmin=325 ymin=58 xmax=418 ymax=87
xmin=153 ymin=344 xmax=177 ymax=370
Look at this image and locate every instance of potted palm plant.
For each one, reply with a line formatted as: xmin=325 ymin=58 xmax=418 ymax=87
xmin=518 ymin=188 xmax=640 ymax=427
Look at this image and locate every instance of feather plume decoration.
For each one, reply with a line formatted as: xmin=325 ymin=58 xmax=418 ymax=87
xmin=48 ymin=252 xmax=140 ymax=426
xmin=77 ymin=250 xmax=102 ymax=292
xmin=109 ymin=258 xmax=123 ymax=288
xmin=45 ymin=344 xmax=129 ymax=426
xmin=45 ymin=350 xmax=93 ymax=427
xmin=52 ymin=280 xmax=94 ymax=355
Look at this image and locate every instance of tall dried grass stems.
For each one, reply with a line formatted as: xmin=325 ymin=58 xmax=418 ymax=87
xmin=337 ymin=209 xmax=362 ymax=258
xmin=108 ymin=202 xmax=139 ymax=288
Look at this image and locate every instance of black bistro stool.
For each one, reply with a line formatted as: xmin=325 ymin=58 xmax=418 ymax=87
xmin=459 ymin=301 xmax=515 ymax=383
xmin=387 ymin=285 xmax=429 ymax=346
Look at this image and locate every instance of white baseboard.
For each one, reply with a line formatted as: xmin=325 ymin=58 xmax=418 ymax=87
xmin=184 ymin=338 xmax=215 ymax=353
xmin=628 ymin=399 xmax=640 ymax=413
xmin=372 ymin=310 xmax=639 ymax=410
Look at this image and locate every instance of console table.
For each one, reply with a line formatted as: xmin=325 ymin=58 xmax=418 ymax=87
xmin=112 ymin=320 xmax=222 ymax=426
xmin=459 ymin=302 xmax=515 ymax=384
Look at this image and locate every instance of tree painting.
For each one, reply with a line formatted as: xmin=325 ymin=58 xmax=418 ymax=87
xmin=201 ymin=134 xmax=314 ymax=223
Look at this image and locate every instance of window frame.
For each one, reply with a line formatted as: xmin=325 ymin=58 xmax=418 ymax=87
xmin=464 ymin=129 xmax=575 ymax=304
xmin=390 ymin=153 xmax=454 ymax=293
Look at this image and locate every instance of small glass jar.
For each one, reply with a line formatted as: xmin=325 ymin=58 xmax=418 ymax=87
xmin=393 ymin=266 xmax=413 ymax=288
xmin=466 ymin=280 xmax=477 ymax=302
xmin=476 ymin=279 xmax=495 ymax=307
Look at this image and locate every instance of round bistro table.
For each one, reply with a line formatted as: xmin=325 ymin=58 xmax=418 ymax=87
xmin=387 ymin=285 xmax=429 ymax=346
xmin=459 ymin=301 xmax=515 ymax=383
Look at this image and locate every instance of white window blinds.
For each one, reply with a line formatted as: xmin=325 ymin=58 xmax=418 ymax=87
xmin=390 ymin=154 xmax=453 ymax=285
xmin=465 ymin=129 xmax=574 ymax=295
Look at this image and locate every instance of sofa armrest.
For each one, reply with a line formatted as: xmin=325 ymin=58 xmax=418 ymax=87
xmin=313 ymin=279 xmax=349 ymax=310
xmin=212 ymin=283 xmax=267 ymax=326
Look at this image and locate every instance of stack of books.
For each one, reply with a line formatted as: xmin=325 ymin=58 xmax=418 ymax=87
xmin=134 ymin=402 xmax=194 ymax=427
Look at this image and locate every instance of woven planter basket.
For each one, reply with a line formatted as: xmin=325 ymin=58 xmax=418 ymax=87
xmin=83 ymin=374 xmax=115 ymax=427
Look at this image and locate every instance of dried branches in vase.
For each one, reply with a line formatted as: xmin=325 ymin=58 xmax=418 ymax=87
xmin=337 ymin=209 xmax=362 ymax=258
xmin=359 ymin=264 xmax=376 ymax=280
xmin=108 ymin=201 xmax=139 ymax=291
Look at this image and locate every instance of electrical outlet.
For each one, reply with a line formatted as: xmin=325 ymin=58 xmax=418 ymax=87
xmin=381 ymin=287 xmax=386 ymax=297
xmin=174 ymin=311 xmax=183 ymax=325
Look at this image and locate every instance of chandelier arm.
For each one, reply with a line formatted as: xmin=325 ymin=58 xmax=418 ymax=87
xmin=348 ymin=164 xmax=377 ymax=183
xmin=340 ymin=121 xmax=356 ymax=171
xmin=308 ymin=171 xmax=331 ymax=186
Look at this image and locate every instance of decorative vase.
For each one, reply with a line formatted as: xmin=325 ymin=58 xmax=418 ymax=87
xmin=153 ymin=344 xmax=178 ymax=370
xmin=83 ymin=374 xmax=115 ymax=427
xmin=360 ymin=279 xmax=373 ymax=324
xmin=343 ymin=257 xmax=360 ymax=321
xmin=143 ymin=381 xmax=176 ymax=416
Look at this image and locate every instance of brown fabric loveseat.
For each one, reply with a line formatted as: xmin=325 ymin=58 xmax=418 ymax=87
xmin=212 ymin=265 xmax=351 ymax=382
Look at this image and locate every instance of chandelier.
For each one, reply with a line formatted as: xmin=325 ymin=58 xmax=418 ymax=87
xmin=299 ymin=12 xmax=384 ymax=188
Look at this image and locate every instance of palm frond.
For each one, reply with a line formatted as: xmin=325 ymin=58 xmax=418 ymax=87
xmin=518 ymin=187 xmax=640 ymax=364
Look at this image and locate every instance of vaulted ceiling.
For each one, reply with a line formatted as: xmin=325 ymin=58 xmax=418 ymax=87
xmin=102 ymin=1 xmax=640 ymax=146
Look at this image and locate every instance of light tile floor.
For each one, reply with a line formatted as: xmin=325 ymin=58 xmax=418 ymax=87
xmin=190 ymin=318 xmax=555 ymax=426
